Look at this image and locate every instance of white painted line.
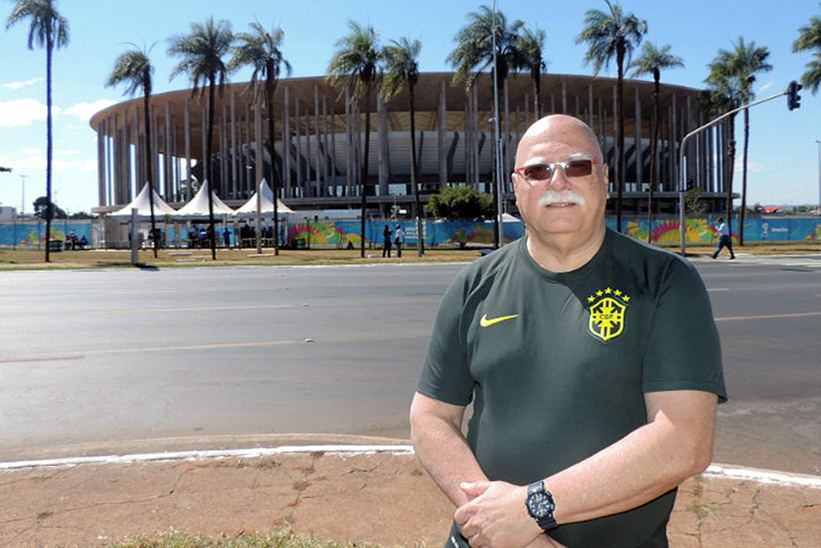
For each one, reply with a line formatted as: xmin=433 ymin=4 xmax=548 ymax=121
xmin=705 ymin=464 xmax=821 ymax=489
xmin=715 ymin=311 xmax=821 ymax=322
xmin=0 ymin=445 xmax=416 ymax=471
xmin=0 ymin=339 xmax=303 ymax=364
xmin=707 ymin=288 xmax=730 ymax=292
xmin=2 ymin=446 xmax=819 ymax=490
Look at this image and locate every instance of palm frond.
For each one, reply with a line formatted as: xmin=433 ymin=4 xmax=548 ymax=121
xmin=6 ymin=0 xmax=70 ymax=50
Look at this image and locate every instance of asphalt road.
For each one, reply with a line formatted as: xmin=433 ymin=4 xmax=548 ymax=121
xmin=1 ymin=255 xmax=819 ymax=475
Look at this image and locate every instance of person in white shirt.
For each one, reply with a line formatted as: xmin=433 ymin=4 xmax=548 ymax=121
xmin=711 ymin=217 xmax=736 ymax=260
xmin=394 ymin=224 xmax=405 ymax=258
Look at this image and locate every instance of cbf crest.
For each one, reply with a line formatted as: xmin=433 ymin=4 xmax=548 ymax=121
xmin=586 ymin=288 xmax=630 ymax=342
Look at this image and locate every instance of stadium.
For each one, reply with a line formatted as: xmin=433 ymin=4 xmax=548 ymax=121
xmin=89 ymin=72 xmax=731 ymax=217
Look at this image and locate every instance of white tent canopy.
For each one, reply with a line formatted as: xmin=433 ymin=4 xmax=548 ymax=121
xmin=108 ymin=184 xmax=177 ymax=219
xmin=235 ymin=179 xmax=293 ymax=216
xmin=172 ymin=180 xmax=235 ymax=218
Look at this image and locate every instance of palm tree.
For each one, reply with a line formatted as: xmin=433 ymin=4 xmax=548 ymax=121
xmin=106 ymin=45 xmax=159 ymax=257
xmin=793 ymin=11 xmax=821 ymax=94
xmin=327 ymin=21 xmax=381 ymax=259
xmin=6 ymin=0 xmax=69 ymax=263
xmin=230 ymin=22 xmax=292 ymax=257
xmin=707 ymin=37 xmax=771 ymax=246
xmin=168 ymin=17 xmax=234 ymax=260
xmin=628 ymin=42 xmax=684 ymax=243
xmin=516 ymin=27 xmax=547 ymax=119
xmin=382 ymin=37 xmax=423 ymax=257
xmin=447 ymin=5 xmax=524 ymax=248
xmin=576 ymin=0 xmax=647 ymax=234
xmin=701 ymin=84 xmax=741 ymax=235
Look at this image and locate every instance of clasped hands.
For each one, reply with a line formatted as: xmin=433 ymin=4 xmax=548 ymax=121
xmin=454 ymin=481 xmax=566 ymax=548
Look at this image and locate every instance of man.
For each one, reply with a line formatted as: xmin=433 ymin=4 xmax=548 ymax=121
xmin=395 ymin=223 xmax=405 ymax=258
xmin=383 ymin=224 xmax=393 ymax=258
xmin=410 ymin=115 xmax=726 ymax=548
xmin=711 ymin=217 xmax=735 ymax=260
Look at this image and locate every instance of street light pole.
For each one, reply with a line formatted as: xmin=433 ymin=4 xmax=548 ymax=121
xmin=20 ymin=174 xmax=27 ymax=215
xmin=815 ymin=140 xmax=820 ymax=216
xmin=678 ymin=89 xmax=788 ymax=256
xmin=491 ymin=0 xmax=504 ymax=249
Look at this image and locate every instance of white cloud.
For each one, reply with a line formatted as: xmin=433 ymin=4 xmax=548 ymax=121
xmin=61 ymin=99 xmax=117 ymax=121
xmin=1 ymin=77 xmax=43 ymax=90
xmin=734 ymin=159 xmax=764 ymax=173
xmin=757 ymin=81 xmax=774 ymax=94
xmin=0 ymin=153 xmax=96 ymax=173
xmin=0 ymin=99 xmax=61 ymax=127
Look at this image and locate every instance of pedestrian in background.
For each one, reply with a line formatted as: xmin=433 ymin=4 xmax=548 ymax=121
xmin=394 ymin=224 xmax=405 ymax=258
xmin=382 ymin=224 xmax=392 ymax=258
xmin=712 ymin=217 xmax=736 ymax=260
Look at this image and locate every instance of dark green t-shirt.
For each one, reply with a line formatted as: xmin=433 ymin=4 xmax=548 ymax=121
xmin=418 ymin=228 xmax=727 ymax=548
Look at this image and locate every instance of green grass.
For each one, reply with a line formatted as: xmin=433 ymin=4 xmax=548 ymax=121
xmin=0 ymin=247 xmax=480 ymax=270
xmin=108 ymin=529 xmax=379 ymax=548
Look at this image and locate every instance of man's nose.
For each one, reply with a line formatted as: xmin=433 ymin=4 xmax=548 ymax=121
xmin=548 ymin=165 xmax=571 ymax=190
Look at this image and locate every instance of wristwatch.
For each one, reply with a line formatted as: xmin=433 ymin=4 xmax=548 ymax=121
xmin=525 ymin=480 xmax=557 ymax=532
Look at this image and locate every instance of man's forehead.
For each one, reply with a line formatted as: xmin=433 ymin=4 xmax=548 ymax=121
xmin=522 ymin=151 xmax=593 ymax=166
xmin=516 ymin=115 xmax=601 ymax=163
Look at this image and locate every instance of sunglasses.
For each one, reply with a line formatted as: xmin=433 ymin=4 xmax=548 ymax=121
xmin=514 ymin=158 xmax=600 ymax=183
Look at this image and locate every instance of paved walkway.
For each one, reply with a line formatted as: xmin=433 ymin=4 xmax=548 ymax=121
xmin=1 ymin=443 xmax=819 ymax=547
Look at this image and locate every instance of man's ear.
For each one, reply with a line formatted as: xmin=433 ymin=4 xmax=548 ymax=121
xmin=602 ymin=164 xmax=610 ymax=199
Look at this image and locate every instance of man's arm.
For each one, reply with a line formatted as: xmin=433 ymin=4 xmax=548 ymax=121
xmin=409 ymin=391 xmax=487 ymax=508
xmin=411 ymin=392 xmax=566 ymax=548
xmin=454 ymin=390 xmax=717 ymax=547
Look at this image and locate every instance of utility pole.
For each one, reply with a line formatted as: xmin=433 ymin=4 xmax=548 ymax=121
xmin=491 ymin=0 xmax=504 ymax=249
xmin=20 ymin=174 xmax=27 ymax=215
xmin=815 ymin=140 xmax=820 ymax=216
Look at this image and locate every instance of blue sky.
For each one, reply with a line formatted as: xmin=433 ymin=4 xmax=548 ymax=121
xmin=0 ymin=0 xmax=818 ymax=213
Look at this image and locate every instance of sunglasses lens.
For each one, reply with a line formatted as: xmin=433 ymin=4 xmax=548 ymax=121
xmin=564 ymin=159 xmax=593 ymax=178
xmin=522 ymin=164 xmax=553 ymax=180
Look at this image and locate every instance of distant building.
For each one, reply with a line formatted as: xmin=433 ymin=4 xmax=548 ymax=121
xmin=90 ymin=72 xmax=734 ymax=217
xmin=0 ymin=206 xmax=16 ymax=221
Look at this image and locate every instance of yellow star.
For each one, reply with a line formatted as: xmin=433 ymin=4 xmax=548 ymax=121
xmin=596 ymin=290 xmax=603 ymax=297
xmin=623 ymin=295 xmax=631 ymax=302
xmin=605 ymin=287 xmax=613 ymax=294
xmin=587 ymin=295 xmax=595 ymax=303
xmin=614 ymin=289 xmax=622 ymax=296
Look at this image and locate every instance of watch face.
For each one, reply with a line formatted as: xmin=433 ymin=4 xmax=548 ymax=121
xmin=527 ymin=492 xmax=555 ymax=518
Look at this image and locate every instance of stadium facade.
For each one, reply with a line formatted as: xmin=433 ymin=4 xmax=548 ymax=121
xmin=89 ymin=72 xmax=732 ymax=216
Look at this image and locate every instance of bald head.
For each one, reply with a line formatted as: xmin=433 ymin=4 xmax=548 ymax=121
xmin=515 ymin=115 xmax=603 ymax=167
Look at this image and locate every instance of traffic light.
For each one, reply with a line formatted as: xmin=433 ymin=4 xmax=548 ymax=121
xmin=787 ymin=80 xmax=802 ymax=110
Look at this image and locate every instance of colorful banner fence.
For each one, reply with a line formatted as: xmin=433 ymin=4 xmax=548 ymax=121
xmin=1 ymin=216 xmax=819 ymax=249
xmin=0 ymin=220 xmax=93 ymax=249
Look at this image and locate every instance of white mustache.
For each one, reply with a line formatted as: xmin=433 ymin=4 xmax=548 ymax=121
xmin=538 ymin=190 xmax=586 ymax=207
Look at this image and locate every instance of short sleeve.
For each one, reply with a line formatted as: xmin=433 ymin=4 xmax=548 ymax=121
xmin=416 ymin=275 xmax=475 ymax=406
xmin=643 ymin=260 xmax=727 ymax=402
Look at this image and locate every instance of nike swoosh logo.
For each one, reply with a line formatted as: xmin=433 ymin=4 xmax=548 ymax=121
xmin=480 ymin=313 xmax=519 ymax=327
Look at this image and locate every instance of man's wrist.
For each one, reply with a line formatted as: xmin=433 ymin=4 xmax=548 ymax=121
xmin=525 ymin=480 xmax=558 ymax=532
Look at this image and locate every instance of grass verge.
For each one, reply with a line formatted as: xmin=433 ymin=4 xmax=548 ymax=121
xmin=108 ymin=528 xmax=378 ymax=548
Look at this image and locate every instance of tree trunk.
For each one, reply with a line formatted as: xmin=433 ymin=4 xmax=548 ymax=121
xmin=267 ymin=65 xmax=280 ymax=256
xmin=45 ymin=31 xmax=53 ymax=263
xmin=533 ymin=68 xmax=541 ymax=119
xmin=144 ymin=77 xmax=157 ymax=258
xmin=616 ymin=45 xmax=625 ymax=233
xmin=206 ymin=79 xmax=217 ymax=260
xmin=647 ymin=71 xmax=660 ymax=244
xmin=360 ymin=83 xmax=372 ymax=259
xmin=409 ymin=83 xmax=423 ymax=257
xmin=739 ymin=107 xmax=749 ymax=246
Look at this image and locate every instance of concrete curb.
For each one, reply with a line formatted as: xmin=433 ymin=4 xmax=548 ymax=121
xmin=2 ymin=444 xmax=819 ymax=490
